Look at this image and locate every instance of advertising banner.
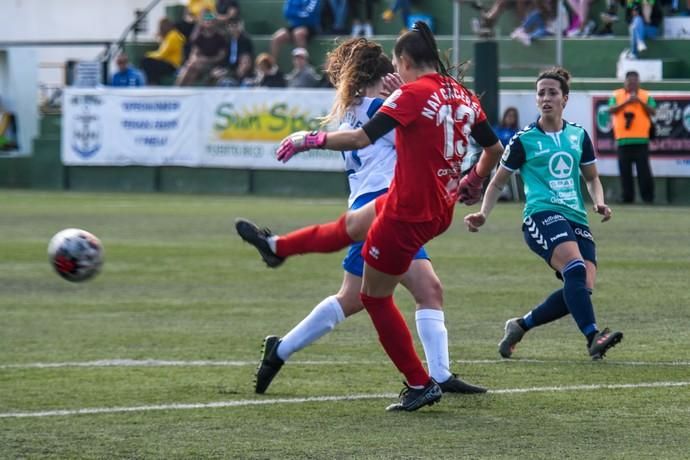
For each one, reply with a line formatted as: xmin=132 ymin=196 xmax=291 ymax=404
xmin=62 ymin=89 xmax=690 ymax=176
xmin=62 ymin=88 xmax=200 ymax=166
xmin=199 ymin=89 xmax=342 ymax=170
xmin=62 ymin=88 xmax=342 ymax=171
xmin=592 ymin=95 xmax=690 ymax=177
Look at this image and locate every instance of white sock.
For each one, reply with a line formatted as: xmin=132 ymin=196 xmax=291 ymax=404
xmin=415 ymin=308 xmax=453 ymax=383
xmin=267 ymin=236 xmax=278 ymax=253
xmin=276 ymin=295 xmax=345 ymax=361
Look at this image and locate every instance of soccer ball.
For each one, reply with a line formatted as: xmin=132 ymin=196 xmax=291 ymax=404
xmin=47 ymin=228 xmax=104 ymax=282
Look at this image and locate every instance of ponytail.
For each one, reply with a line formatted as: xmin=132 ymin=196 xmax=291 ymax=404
xmin=395 ymin=21 xmax=461 ymax=85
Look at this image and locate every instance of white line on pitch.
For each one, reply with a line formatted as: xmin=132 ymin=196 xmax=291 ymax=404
xmin=1 ymin=381 xmax=688 ymax=419
xmin=2 ymin=358 xmax=690 ymax=370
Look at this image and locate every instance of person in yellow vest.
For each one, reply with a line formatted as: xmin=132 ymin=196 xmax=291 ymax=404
xmin=140 ymin=18 xmax=186 ymax=85
xmin=608 ymin=70 xmax=657 ymax=203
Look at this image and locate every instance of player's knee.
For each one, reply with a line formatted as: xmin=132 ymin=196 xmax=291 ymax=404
xmin=562 ymin=259 xmax=587 ymax=284
xmin=413 ymin=276 xmax=443 ymax=307
xmin=335 ymin=292 xmax=364 ymax=317
xmin=344 ymin=212 xmax=366 ymax=241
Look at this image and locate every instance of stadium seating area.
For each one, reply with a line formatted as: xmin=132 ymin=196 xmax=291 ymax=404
xmin=119 ymin=0 xmax=690 ymax=87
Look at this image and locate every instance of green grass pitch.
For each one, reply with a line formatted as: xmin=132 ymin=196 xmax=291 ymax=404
xmin=1 ymin=190 xmax=689 ymax=459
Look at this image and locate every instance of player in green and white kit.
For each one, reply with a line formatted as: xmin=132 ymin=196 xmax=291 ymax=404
xmin=464 ymin=67 xmax=623 ymax=360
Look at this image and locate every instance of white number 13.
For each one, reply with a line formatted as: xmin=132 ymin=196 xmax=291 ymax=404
xmin=437 ymin=105 xmax=475 ymax=160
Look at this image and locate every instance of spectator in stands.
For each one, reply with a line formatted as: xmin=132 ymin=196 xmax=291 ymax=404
xmin=176 ymin=11 xmax=228 ymax=86
xmin=188 ymin=0 xmax=216 ymax=19
xmin=625 ymin=0 xmax=663 ymax=58
xmin=286 ymin=47 xmax=321 ymax=87
xmin=608 ymin=70 xmax=657 ymax=203
xmin=212 ymin=17 xmax=255 ymax=86
xmin=472 ymin=0 xmax=532 ymax=37
xmin=110 ymin=53 xmax=146 ymax=87
xmin=494 ymin=107 xmax=520 ymax=147
xmin=326 ymin=0 xmax=349 ymax=33
xmin=350 ymin=0 xmax=375 ymax=37
xmin=216 ymin=0 xmax=241 ymax=23
xmin=593 ymin=0 xmax=620 ymax=37
xmin=0 ymin=97 xmax=18 ymax=152
xmin=176 ymin=8 xmax=198 ymax=61
xmin=254 ymin=53 xmax=287 ymax=87
xmin=271 ymin=0 xmax=322 ymax=59
xmin=564 ymin=0 xmax=597 ymax=36
xmin=141 ymin=18 xmax=186 ymax=85
xmin=510 ymin=0 xmax=558 ymax=45
xmin=382 ymin=0 xmax=411 ymax=30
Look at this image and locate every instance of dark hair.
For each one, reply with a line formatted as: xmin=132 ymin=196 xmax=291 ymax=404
xmin=322 ymin=38 xmax=395 ymax=124
xmin=394 ymin=21 xmax=453 ymax=78
xmin=625 ymin=70 xmax=639 ymax=79
xmin=501 ymin=107 xmax=519 ymax=130
xmin=536 ymin=66 xmax=571 ymax=95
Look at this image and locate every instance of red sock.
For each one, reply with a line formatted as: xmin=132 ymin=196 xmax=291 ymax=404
xmin=360 ymin=293 xmax=429 ymax=387
xmin=275 ymin=213 xmax=354 ymax=258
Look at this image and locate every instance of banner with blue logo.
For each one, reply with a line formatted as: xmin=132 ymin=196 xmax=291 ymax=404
xmin=62 ymin=88 xmax=200 ymax=166
xmin=61 ymin=88 xmax=341 ymax=171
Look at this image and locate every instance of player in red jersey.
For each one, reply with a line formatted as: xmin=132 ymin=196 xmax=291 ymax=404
xmin=238 ymin=22 xmax=504 ymax=411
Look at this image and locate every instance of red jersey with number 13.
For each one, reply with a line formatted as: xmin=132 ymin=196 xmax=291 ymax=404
xmin=379 ymin=74 xmax=487 ymax=222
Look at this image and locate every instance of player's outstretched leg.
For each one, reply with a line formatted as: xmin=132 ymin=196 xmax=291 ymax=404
xmin=588 ymin=328 xmax=623 ymax=360
xmin=255 ymin=335 xmax=285 ymax=394
xmin=386 ymin=380 xmax=443 ymax=412
xmin=235 ymin=218 xmax=285 ymax=268
xmin=498 ymin=318 xmax=526 ymax=358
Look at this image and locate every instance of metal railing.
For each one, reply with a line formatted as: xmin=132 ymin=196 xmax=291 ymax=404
xmin=99 ymin=0 xmax=164 ymax=69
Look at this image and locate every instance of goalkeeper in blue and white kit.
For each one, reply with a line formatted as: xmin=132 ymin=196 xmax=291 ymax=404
xmin=464 ymin=67 xmax=624 ymax=360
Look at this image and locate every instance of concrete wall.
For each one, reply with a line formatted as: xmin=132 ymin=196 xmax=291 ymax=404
xmin=0 ymin=48 xmax=38 ymax=155
xmin=0 ymin=0 xmax=180 ymax=87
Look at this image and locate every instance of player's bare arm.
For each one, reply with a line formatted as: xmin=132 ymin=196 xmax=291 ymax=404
xmin=581 ymin=163 xmax=612 ymax=222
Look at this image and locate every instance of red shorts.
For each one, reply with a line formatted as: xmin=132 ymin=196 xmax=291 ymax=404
xmin=362 ymin=209 xmax=453 ymax=276
xmin=374 ymin=193 xmax=387 ymax=215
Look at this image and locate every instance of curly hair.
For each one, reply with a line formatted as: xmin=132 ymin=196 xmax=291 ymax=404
xmin=536 ymin=66 xmax=572 ymax=95
xmin=322 ymin=38 xmax=394 ymax=125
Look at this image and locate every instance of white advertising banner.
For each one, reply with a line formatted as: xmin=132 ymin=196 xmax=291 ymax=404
xmin=62 ymin=88 xmax=690 ymax=176
xmin=62 ymin=87 xmax=341 ymax=170
xmin=62 ymin=88 xmax=201 ymax=166
xmin=199 ymin=88 xmax=341 ymax=170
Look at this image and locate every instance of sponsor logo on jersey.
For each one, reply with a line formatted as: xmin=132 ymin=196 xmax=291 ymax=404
xmin=548 ymin=178 xmax=575 ymax=190
xmin=535 ymin=140 xmax=550 ymax=156
xmin=549 ymin=232 xmax=569 ymax=242
xmin=549 ymin=152 xmax=574 ymax=179
xmin=436 ymin=167 xmax=458 ymax=177
xmin=574 ymin=227 xmax=594 ymax=241
xmin=541 ymin=214 xmax=566 ymax=226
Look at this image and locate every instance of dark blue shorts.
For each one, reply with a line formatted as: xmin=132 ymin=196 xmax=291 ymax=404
xmin=342 ymin=189 xmax=430 ymax=277
xmin=523 ymin=211 xmax=596 ymax=267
